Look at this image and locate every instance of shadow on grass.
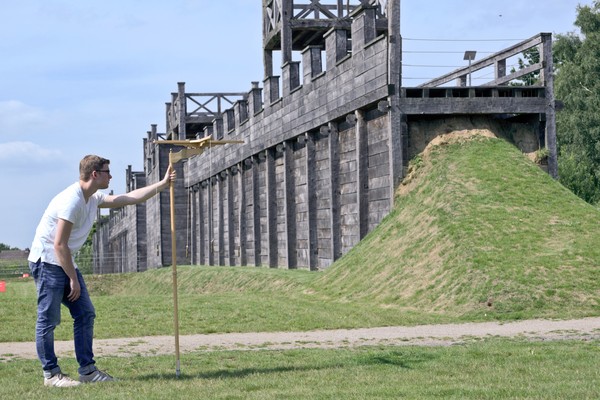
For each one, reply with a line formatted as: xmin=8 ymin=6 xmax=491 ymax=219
xmin=132 ymin=350 xmax=437 ymax=382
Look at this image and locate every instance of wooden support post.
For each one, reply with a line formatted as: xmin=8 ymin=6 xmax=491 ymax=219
xmin=264 ymin=49 xmax=273 ymax=79
xmin=190 ymin=189 xmax=196 ymax=265
xmin=281 ymin=0 xmax=292 ymax=65
xmin=165 ymin=103 xmax=171 ymax=135
xmin=252 ymin=156 xmax=261 ymax=266
xmin=218 ymin=175 xmax=225 ymax=266
xmin=283 ymin=142 xmax=297 ymax=268
xmin=227 ymin=171 xmax=235 ymax=265
xmin=306 ymin=133 xmax=318 ymax=270
xmin=496 ymin=59 xmax=507 ymax=80
xmin=208 ymin=179 xmax=214 ymax=266
xmin=387 ymin=0 xmax=404 ymax=194
xmin=266 ymin=149 xmax=278 ymax=267
xmin=198 ymin=183 xmax=205 ymax=264
xmin=329 ymin=123 xmax=341 ymax=262
xmin=541 ymin=32 xmax=558 ymax=179
xmin=356 ymin=110 xmax=369 ymax=239
xmin=177 ymin=82 xmax=186 ymax=140
xmin=239 ymin=164 xmax=247 ymax=266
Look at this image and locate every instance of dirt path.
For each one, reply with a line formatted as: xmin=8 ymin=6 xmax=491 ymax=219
xmin=2 ymin=317 xmax=599 ymax=362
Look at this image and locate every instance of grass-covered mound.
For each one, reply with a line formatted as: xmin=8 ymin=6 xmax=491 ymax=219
xmin=313 ymin=131 xmax=600 ymax=320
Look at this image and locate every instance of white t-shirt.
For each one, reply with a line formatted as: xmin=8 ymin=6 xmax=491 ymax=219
xmin=28 ymin=182 xmax=107 ymax=267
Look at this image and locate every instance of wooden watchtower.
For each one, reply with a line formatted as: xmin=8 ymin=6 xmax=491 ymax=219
xmin=262 ymin=0 xmax=390 ymax=77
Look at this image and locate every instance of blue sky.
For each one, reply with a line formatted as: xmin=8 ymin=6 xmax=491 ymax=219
xmin=0 ymin=0 xmax=585 ymax=249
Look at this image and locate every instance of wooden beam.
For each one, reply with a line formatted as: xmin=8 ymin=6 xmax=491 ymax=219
xmin=399 ymin=98 xmax=547 ymax=115
xmin=485 ymin=63 xmax=544 ymax=86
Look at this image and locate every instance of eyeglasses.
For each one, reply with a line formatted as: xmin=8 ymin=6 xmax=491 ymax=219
xmin=96 ymin=169 xmax=111 ymax=174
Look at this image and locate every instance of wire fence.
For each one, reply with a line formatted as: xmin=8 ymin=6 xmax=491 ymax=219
xmin=0 ymin=264 xmax=29 ymax=278
xmin=401 ymin=36 xmax=532 ymax=85
xmin=76 ymin=253 xmax=147 ymax=275
xmin=0 ymin=253 xmax=144 ymax=278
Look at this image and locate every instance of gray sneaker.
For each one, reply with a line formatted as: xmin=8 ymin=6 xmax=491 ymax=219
xmin=79 ymin=369 xmax=116 ymax=383
xmin=44 ymin=373 xmax=82 ymax=387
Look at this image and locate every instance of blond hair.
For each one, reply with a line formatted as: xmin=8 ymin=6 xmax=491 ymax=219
xmin=79 ymin=155 xmax=110 ymax=181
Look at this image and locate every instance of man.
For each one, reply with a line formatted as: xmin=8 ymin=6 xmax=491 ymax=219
xmin=28 ymin=155 xmax=175 ymax=387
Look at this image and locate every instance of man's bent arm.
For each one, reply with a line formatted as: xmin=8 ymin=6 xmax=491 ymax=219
xmin=54 ymin=218 xmax=81 ymax=302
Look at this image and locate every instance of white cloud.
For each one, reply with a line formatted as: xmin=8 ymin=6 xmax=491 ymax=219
xmin=0 ymin=141 xmax=65 ymax=170
xmin=0 ymin=141 xmax=73 ymax=249
xmin=0 ymin=101 xmax=49 ymax=138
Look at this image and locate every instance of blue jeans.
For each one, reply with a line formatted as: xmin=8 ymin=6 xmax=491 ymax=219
xmin=29 ymin=260 xmax=98 ymax=378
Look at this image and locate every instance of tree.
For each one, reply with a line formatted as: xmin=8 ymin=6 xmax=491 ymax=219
xmin=554 ymin=1 xmax=600 ymax=204
xmin=510 ymin=47 xmax=540 ymax=86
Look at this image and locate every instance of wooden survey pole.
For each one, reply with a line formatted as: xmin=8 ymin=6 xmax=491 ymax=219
xmin=169 ymin=150 xmax=181 ymax=378
xmin=154 ymin=135 xmax=244 ymax=378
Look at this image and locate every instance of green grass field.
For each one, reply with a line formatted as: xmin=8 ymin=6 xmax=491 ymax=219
xmin=1 ymin=340 xmax=599 ymax=399
xmin=1 ymin=133 xmax=599 ymax=398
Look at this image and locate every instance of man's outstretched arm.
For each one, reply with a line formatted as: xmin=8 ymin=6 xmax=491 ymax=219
xmin=100 ymin=165 xmax=176 ymax=208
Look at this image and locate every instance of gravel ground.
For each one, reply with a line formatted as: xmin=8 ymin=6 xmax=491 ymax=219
xmin=2 ymin=317 xmax=599 ymax=362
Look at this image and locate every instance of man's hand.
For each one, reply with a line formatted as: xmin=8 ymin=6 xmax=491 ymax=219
xmin=68 ymin=276 xmax=81 ymax=302
xmin=162 ymin=164 xmax=176 ymax=185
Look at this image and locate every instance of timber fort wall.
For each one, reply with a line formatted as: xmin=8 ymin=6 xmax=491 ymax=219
xmin=93 ymin=0 xmax=556 ymax=273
